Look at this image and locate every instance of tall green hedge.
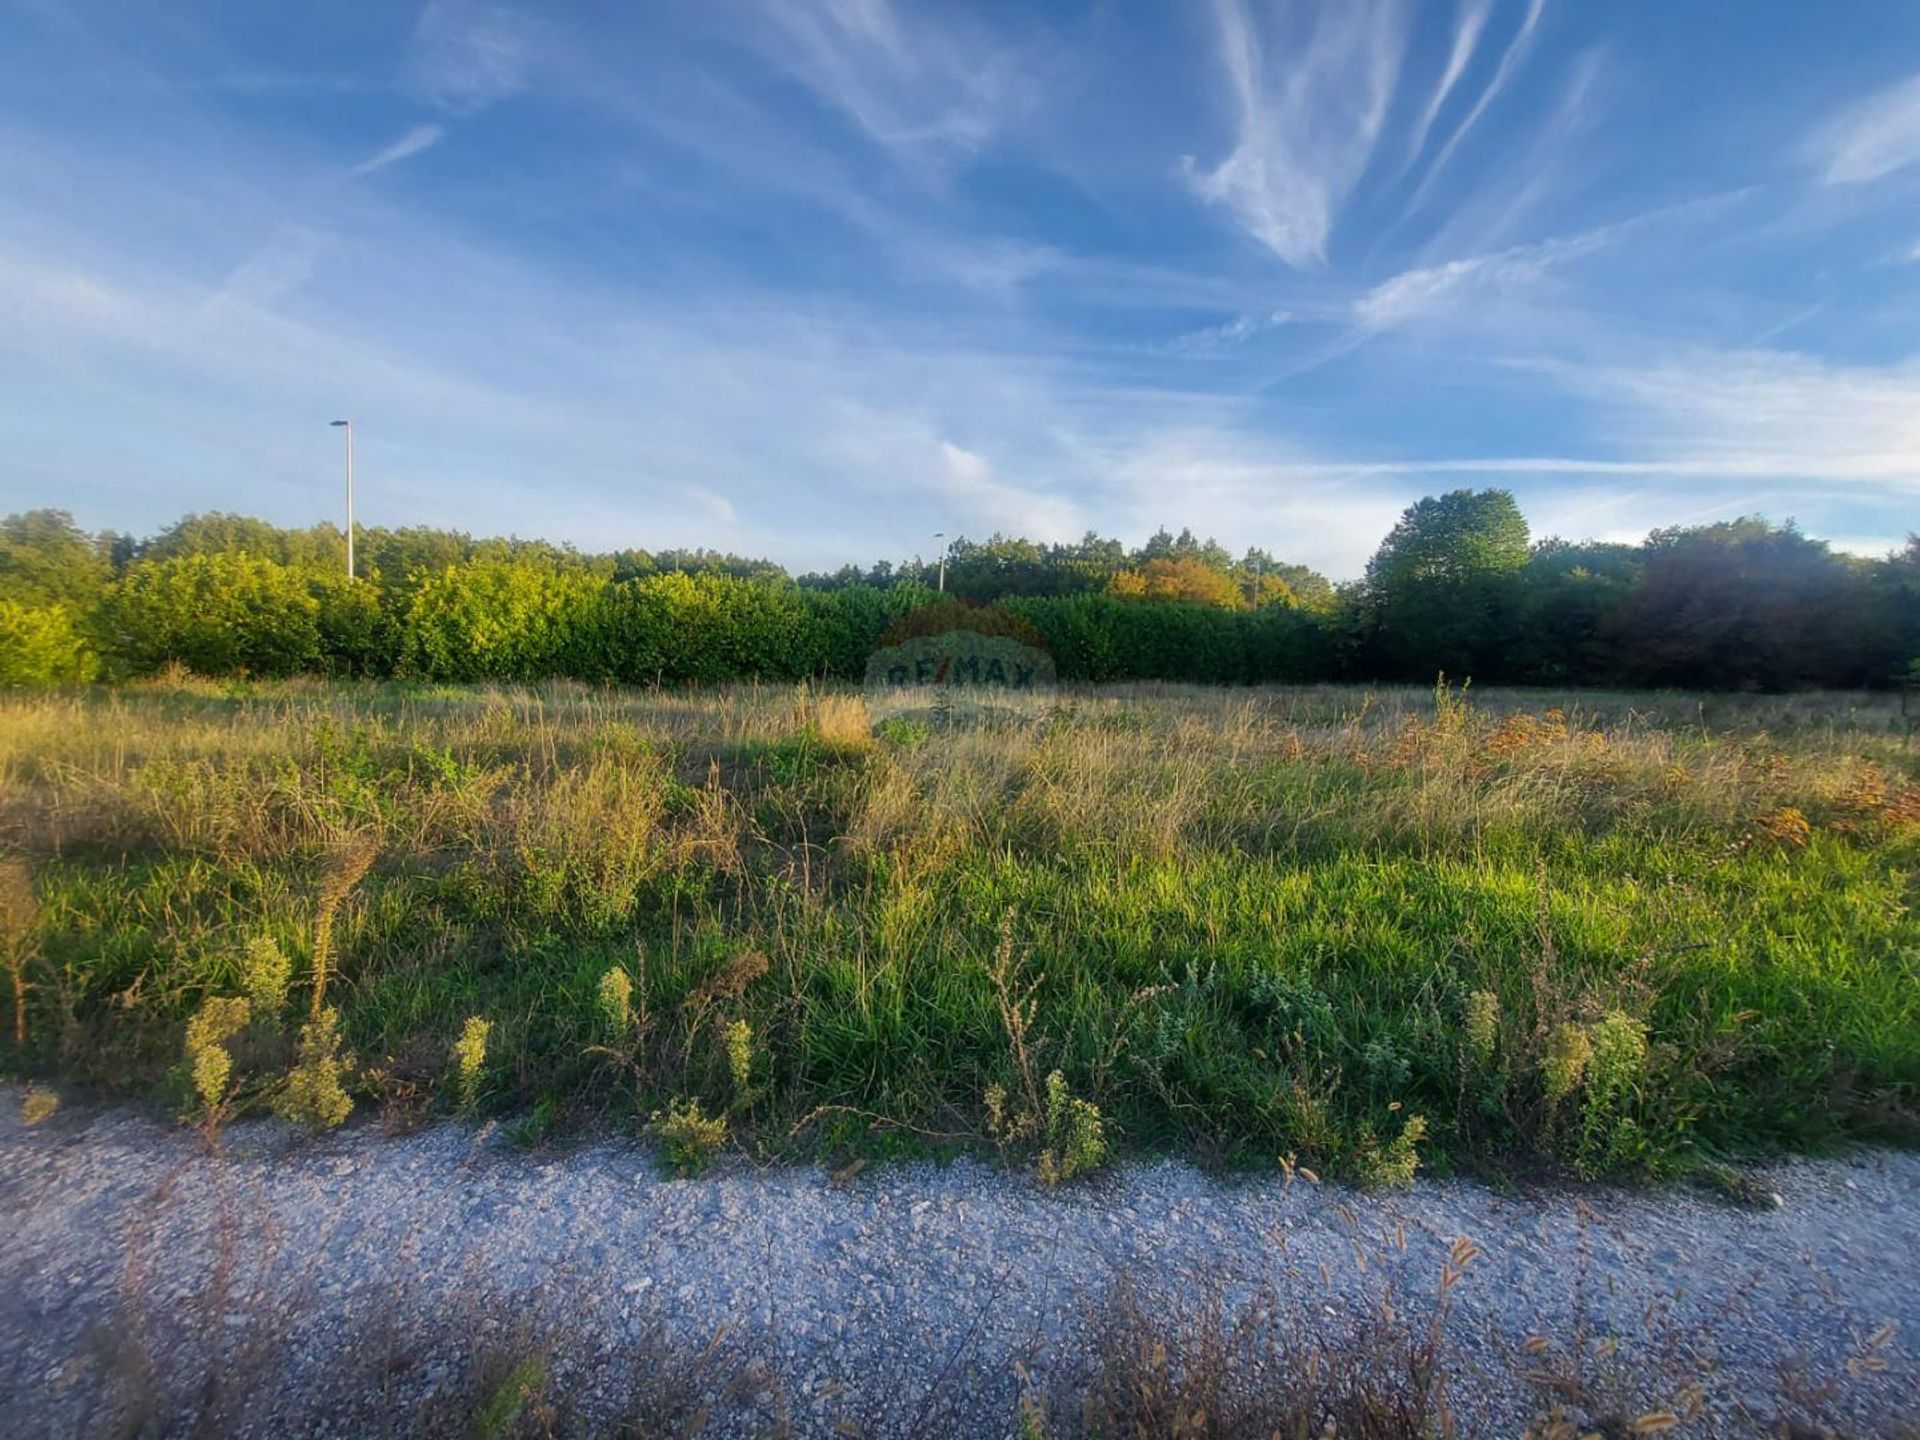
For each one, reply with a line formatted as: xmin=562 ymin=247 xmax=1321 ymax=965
xmin=45 ymin=551 xmax=1343 ymax=687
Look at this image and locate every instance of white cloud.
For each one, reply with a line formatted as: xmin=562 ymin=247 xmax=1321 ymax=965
xmin=207 ymin=226 xmax=332 ymax=310
xmin=743 ymin=0 xmax=1023 ymax=165
xmin=1168 ymin=309 xmax=1292 ymax=355
xmin=1407 ymin=0 xmax=1546 ymax=203
xmin=1183 ymin=0 xmax=1409 ymax=267
xmin=681 ymin=485 xmax=739 ymax=528
xmin=1405 ymin=0 xmax=1492 ymax=165
xmin=352 ymin=123 xmax=447 ymax=176
xmin=1355 ymin=246 xmax=1554 ymax=329
xmin=1809 ymin=71 xmax=1920 ymax=184
xmin=406 ymin=0 xmax=532 ymax=113
xmin=937 ymin=441 xmax=1081 ymax=540
xmin=1534 ymin=348 xmax=1920 ymax=487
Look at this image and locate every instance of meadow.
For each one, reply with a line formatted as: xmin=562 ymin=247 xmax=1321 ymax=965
xmin=1 ymin=677 xmax=1916 ymax=1183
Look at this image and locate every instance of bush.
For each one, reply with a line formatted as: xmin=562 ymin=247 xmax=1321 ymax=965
xmin=585 ymin=572 xmax=822 ymax=684
xmin=309 ymin=573 xmax=397 ymax=677
xmin=399 ymin=560 xmax=601 ymax=681
xmin=100 ymin=553 xmax=321 ymax=676
xmin=0 ymin=601 xmax=98 ymax=686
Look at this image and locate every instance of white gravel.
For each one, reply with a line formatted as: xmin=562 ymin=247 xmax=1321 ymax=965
xmin=1 ymin=1090 xmax=1916 ymax=1438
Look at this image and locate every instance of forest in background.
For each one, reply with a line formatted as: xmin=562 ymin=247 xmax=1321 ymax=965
xmin=2 ymin=490 xmax=1916 ymax=691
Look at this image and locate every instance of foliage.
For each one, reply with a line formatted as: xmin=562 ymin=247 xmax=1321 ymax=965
xmin=237 ymin=935 xmax=292 ymax=1016
xmin=1362 ymin=489 xmax=1531 ymax=681
xmin=1036 ymin=1069 xmax=1108 ymax=1186
xmin=274 ymin=1007 xmax=354 ymax=1131
xmin=100 ymin=553 xmax=322 ymax=676
xmin=453 ymin=1016 xmax=491 ymax=1110
xmin=651 ymin=1096 xmax=728 ymax=1175
xmin=400 ymin=559 xmax=601 ymax=682
xmin=0 ymin=509 xmax=113 ymax=608
xmin=183 ymin=996 xmax=251 ymax=1116
xmin=0 ymin=601 xmax=98 ymax=686
xmin=7 ymin=502 xmax=1917 ymax=693
xmin=1109 ymin=555 xmax=1249 ymax=609
xmin=3 ymin=680 xmax=1917 ymax=1180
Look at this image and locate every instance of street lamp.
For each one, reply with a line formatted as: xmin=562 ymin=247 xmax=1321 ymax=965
xmin=934 ymin=531 xmax=946 ymax=594
xmin=329 ymin=420 xmax=354 ymax=581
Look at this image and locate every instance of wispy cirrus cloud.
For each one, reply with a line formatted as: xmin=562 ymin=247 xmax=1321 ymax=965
xmin=1405 ymin=0 xmax=1546 ymax=207
xmin=1538 ymin=347 xmax=1920 ymax=487
xmin=1405 ymin=0 xmax=1493 ymax=166
xmin=1168 ymin=309 xmax=1293 ymax=355
xmin=405 ymin=0 xmax=533 ymax=113
xmin=1183 ymin=0 xmax=1409 ymax=267
xmin=352 ymin=123 xmax=447 ymax=176
xmin=742 ymin=0 xmax=1025 ymax=166
xmin=1808 ymin=71 xmax=1920 ymax=184
xmin=1355 ymin=243 xmax=1556 ymax=329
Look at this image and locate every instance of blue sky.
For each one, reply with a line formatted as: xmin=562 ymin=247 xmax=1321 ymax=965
xmin=2 ymin=1 xmax=1918 ymax=578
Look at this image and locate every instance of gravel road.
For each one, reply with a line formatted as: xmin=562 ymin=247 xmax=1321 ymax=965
xmin=1 ymin=1089 xmax=1915 ymax=1438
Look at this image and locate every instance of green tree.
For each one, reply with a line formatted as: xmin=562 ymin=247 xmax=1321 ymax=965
xmin=1361 ymin=490 xmax=1530 ymax=681
xmin=0 ymin=510 xmax=113 ymax=608
xmin=1513 ymin=540 xmax=1643 ymax=683
xmin=144 ymin=512 xmax=345 ymax=571
xmin=1598 ymin=518 xmax=1873 ymax=689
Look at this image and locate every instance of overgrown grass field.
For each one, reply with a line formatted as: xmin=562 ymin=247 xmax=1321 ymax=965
xmin=2 ymin=678 xmax=1916 ymax=1182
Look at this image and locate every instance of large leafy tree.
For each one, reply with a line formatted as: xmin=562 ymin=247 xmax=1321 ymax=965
xmin=0 ymin=510 xmax=113 ymax=608
xmin=1361 ymin=489 xmax=1530 ymax=681
xmin=1599 ymin=518 xmax=1880 ymax=689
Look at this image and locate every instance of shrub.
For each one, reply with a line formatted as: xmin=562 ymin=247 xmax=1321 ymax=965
xmin=1576 ymin=1012 xmax=1651 ymax=1177
xmin=100 ymin=553 xmax=321 ymax=676
xmin=586 ymin=572 xmax=822 ymax=684
xmin=1464 ymin=990 xmax=1501 ymax=1067
xmin=0 ymin=601 xmax=98 ymax=686
xmin=309 ymin=573 xmax=396 ymax=677
xmin=1036 ymin=1070 xmax=1108 ymax=1186
xmin=274 ymin=1008 xmax=354 ymax=1131
xmin=651 ymin=1096 xmax=727 ymax=1175
xmin=724 ymin=1018 xmax=755 ymax=1098
xmin=597 ymin=966 xmax=634 ymax=1036
xmin=399 ymin=559 xmax=602 ymax=681
xmin=183 ymin=996 xmax=252 ymax=1117
xmin=238 ymin=935 xmax=292 ymax=1017
xmin=1353 ymin=1112 xmax=1427 ymax=1189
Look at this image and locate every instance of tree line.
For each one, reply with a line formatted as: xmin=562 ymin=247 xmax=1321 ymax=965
xmin=1 ymin=494 xmax=1915 ymax=690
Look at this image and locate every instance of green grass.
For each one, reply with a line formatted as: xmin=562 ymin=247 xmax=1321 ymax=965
xmin=2 ymin=677 xmax=1916 ymax=1180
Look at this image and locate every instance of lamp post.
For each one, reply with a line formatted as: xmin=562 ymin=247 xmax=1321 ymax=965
xmin=934 ymin=531 xmax=946 ymax=594
xmin=329 ymin=420 xmax=354 ymax=581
